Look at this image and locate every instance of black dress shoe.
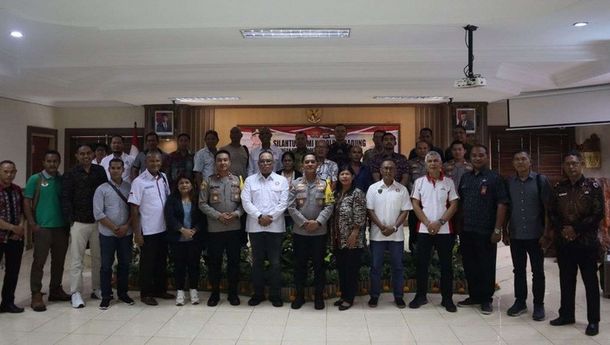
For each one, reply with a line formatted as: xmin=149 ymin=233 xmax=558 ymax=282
xmin=314 ymin=298 xmax=325 ymax=310
xmin=441 ymin=299 xmax=457 ymax=313
xmin=227 ymin=295 xmax=241 ymax=306
xmin=549 ymin=317 xmax=575 ymax=326
xmin=338 ymin=301 xmax=353 ymax=311
xmin=118 ymin=294 xmax=135 ymax=305
xmin=248 ymin=295 xmax=265 ymax=306
xmin=333 ymin=299 xmax=344 ymax=307
xmin=270 ymin=298 xmax=284 ymax=307
xmin=408 ymin=296 xmax=428 ymax=309
xmin=291 ymin=297 xmax=305 ymax=310
xmin=207 ymin=292 xmax=220 ymax=307
xmin=140 ymin=296 xmax=158 ymax=306
xmin=0 ymin=303 xmax=24 ymax=313
xmin=585 ymin=323 xmax=599 ymax=336
xmin=368 ymin=296 xmax=378 ymax=308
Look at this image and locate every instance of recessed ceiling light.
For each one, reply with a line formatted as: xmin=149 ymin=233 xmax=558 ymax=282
xmin=573 ymin=22 xmax=589 ymax=27
xmin=241 ymin=28 xmax=350 ymax=39
xmin=10 ymin=31 xmax=23 ymax=38
xmin=373 ymin=96 xmax=449 ymax=102
xmin=173 ymin=96 xmax=240 ymax=103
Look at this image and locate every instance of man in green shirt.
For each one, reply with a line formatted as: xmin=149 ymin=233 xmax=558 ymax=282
xmin=24 ymin=150 xmax=70 ymax=312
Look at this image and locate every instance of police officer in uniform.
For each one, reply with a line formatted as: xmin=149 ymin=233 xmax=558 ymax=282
xmin=288 ymin=153 xmax=334 ymax=310
xmin=199 ymin=150 xmax=244 ymax=306
xmin=549 ymin=150 xmax=604 ymax=336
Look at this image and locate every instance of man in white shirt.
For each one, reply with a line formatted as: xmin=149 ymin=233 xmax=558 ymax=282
xmin=409 ymin=151 xmax=459 ymax=312
xmin=193 ymin=130 xmax=219 ymax=186
xmin=366 ymin=159 xmax=412 ymax=308
xmin=247 ymin=127 xmax=283 ymax=176
xmin=241 ymin=151 xmax=289 ymax=307
xmin=129 ymin=151 xmax=173 ymax=306
xmin=100 ymin=135 xmax=134 ymax=183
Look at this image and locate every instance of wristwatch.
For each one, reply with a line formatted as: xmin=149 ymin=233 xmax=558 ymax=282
xmin=438 ymin=219 xmax=447 ymax=225
xmin=493 ymin=227 xmax=502 ymax=235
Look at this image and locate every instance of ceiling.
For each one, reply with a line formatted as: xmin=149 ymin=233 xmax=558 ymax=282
xmin=0 ymin=0 xmax=609 ymax=107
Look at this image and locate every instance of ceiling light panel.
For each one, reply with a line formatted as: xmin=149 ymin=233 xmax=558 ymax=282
xmin=10 ymin=31 xmax=23 ymax=38
xmin=241 ymin=28 xmax=350 ymax=39
xmin=373 ymin=96 xmax=449 ymax=102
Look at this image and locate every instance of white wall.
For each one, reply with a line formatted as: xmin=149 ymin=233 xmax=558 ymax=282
xmin=0 ymin=98 xmax=56 ymax=186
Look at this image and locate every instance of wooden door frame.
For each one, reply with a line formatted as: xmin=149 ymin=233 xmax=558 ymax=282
xmin=26 ymin=126 xmax=58 ymax=177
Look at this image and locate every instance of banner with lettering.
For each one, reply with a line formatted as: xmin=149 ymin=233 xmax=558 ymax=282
xmin=238 ymin=124 xmax=400 ymax=153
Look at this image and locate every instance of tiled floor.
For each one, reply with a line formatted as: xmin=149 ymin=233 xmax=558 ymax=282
xmin=2 ymin=243 xmax=610 ymax=345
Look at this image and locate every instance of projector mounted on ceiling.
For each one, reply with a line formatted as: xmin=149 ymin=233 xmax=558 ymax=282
xmin=455 ymin=25 xmax=486 ymax=89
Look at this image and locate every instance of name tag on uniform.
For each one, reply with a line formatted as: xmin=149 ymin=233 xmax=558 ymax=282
xmin=558 ymin=192 xmax=567 ymax=197
xmin=144 ymin=185 xmax=154 ymax=190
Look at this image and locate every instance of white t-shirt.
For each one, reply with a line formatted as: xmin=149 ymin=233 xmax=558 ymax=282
xmin=366 ymin=180 xmax=413 ymax=242
xmin=128 ymin=170 xmax=170 ymax=235
xmin=411 ymin=174 xmax=459 ymax=234
xmin=100 ymin=152 xmax=134 ymax=183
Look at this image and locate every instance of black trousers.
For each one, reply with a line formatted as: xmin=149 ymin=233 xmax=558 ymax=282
xmin=207 ymin=230 xmax=241 ymax=295
xmin=139 ymin=232 xmax=169 ymax=297
xmin=460 ymin=231 xmax=497 ymax=303
xmin=510 ymin=238 xmax=545 ymax=305
xmin=170 ymin=240 xmax=202 ymax=291
xmin=407 ymin=212 xmax=418 ymax=252
xmin=249 ymin=232 xmax=283 ymax=299
xmin=0 ymin=239 xmax=23 ymax=306
xmin=335 ymin=247 xmax=363 ymax=303
xmin=416 ymin=233 xmax=455 ymax=300
xmin=557 ymin=242 xmax=600 ymax=323
xmin=293 ymin=233 xmax=327 ymax=297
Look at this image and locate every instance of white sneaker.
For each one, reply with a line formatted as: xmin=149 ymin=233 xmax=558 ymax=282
xmin=190 ymin=289 xmax=199 ymax=305
xmin=91 ymin=289 xmax=103 ymax=300
xmin=71 ymin=292 xmax=85 ymax=308
xmin=176 ymin=290 xmax=185 ymax=306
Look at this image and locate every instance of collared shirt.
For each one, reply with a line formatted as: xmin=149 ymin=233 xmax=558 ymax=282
xmin=132 ymin=149 xmax=169 ymax=174
xmin=61 ymin=164 xmax=107 ymax=224
xmin=443 ymin=159 xmax=473 ymax=191
xmin=407 ymin=157 xmax=427 ymax=191
xmin=288 ymin=177 xmax=334 ymax=236
xmin=370 ymin=152 xmax=410 ymax=184
xmin=166 ymin=150 xmax=195 ymax=189
xmin=0 ymin=183 xmax=23 ymax=242
xmin=507 ymin=172 xmax=551 ymax=240
xmin=328 ymin=141 xmax=352 ymax=167
xmin=220 ymin=144 xmax=249 ymax=179
xmin=411 ymin=173 xmax=459 ymax=234
xmin=248 ymin=145 xmax=284 ymax=176
xmin=93 ymin=180 xmax=132 ymax=237
xmin=24 ymin=170 xmax=66 ymax=228
xmin=366 ymin=180 xmax=413 ymax=242
xmin=550 ymin=176 xmax=604 ymax=248
xmin=199 ymin=174 xmax=244 ymax=233
xmin=292 ymin=148 xmax=311 ymax=173
xmin=316 ymin=159 xmax=338 ymax=182
xmin=128 ymin=170 xmax=170 ymax=235
xmin=444 ymin=142 xmax=472 ymax=162
xmin=241 ymin=172 xmax=289 ymax=233
xmin=458 ymin=167 xmax=509 ymax=235
xmin=193 ymin=147 xmax=216 ymax=179
xmin=101 ymin=152 xmax=134 ymax=183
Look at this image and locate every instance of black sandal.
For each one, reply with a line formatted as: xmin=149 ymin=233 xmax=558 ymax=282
xmin=333 ymin=299 xmax=344 ymax=307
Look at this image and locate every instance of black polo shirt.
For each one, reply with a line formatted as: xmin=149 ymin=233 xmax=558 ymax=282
xmin=458 ymin=167 xmax=509 ymax=235
xmin=61 ymin=164 xmax=107 ymax=224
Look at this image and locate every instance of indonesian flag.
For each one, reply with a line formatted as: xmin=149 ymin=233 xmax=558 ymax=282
xmin=129 ymin=122 xmax=139 ymax=158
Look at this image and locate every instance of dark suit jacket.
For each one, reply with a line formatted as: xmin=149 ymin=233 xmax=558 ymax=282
xmin=164 ymin=193 xmax=206 ymax=243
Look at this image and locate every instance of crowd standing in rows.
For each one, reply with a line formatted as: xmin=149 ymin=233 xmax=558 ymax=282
xmin=0 ymin=124 xmax=604 ymax=336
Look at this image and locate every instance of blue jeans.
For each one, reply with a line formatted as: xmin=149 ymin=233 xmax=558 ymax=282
xmin=99 ymin=234 xmax=133 ymax=299
xmin=370 ymin=240 xmax=404 ymax=298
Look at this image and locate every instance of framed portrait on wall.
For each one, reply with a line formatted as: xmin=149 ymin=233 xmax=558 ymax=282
xmin=154 ymin=110 xmax=174 ymax=135
xmin=455 ymin=108 xmax=476 ymax=133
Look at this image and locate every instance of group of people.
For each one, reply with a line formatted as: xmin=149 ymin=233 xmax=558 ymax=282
xmin=0 ymin=124 xmax=604 ymax=336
